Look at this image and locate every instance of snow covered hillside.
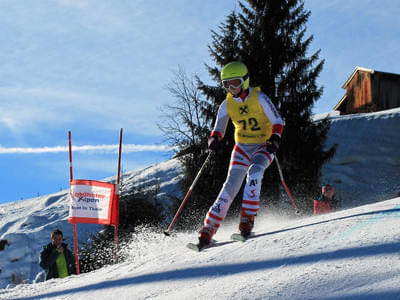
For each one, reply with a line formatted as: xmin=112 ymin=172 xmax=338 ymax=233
xmin=0 ymin=159 xmax=183 ymax=289
xmin=320 ymin=107 xmax=400 ymax=206
xmin=1 ymin=197 xmax=400 ymax=299
xmin=0 ymin=108 xmax=399 ymax=296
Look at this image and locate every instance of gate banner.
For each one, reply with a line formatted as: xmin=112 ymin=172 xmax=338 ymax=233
xmin=69 ymin=179 xmax=116 ymax=224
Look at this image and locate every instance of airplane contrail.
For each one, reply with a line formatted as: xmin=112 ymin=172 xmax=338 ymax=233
xmin=0 ymin=144 xmax=174 ymax=154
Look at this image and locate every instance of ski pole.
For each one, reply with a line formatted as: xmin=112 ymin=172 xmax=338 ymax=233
xmin=275 ymin=156 xmax=300 ymax=215
xmin=164 ymin=151 xmax=214 ymax=236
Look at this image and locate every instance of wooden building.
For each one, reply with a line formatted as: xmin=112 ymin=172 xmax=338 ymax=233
xmin=334 ymin=67 xmax=400 ymax=115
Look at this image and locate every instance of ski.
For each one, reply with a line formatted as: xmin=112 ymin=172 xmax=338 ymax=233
xmin=230 ymin=233 xmax=247 ymax=242
xmin=230 ymin=232 xmax=253 ymax=242
xmin=187 ymin=233 xmax=253 ymax=251
xmin=186 ymin=239 xmax=219 ymax=252
xmin=186 ymin=242 xmax=206 ymax=252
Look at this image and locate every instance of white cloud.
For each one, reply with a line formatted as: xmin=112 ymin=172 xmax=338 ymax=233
xmin=0 ymin=85 xmax=165 ymax=136
xmin=0 ymin=144 xmax=174 ymax=154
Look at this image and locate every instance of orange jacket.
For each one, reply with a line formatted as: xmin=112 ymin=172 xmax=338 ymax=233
xmin=313 ymin=195 xmax=339 ymax=215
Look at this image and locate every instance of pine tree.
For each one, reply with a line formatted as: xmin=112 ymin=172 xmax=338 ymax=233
xmin=197 ymin=0 xmax=336 ymax=213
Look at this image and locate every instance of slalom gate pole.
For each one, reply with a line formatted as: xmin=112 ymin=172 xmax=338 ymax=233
xmin=164 ymin=151 xmax=214 ymax=236
xmin=68 ymin=131 xmax=80 ymax=274
xmin=113 ymin=128 xmax=123 ymax=263
xmin=275 ymin=156 xmax=300 ymax=215
xmin=68 ymin=131 xmax=73 ymax=181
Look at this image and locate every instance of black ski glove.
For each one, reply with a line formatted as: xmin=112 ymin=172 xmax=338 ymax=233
xmin=266 ymin=134 xmax=281 ymax=153
xmin=208 ymin=136 xmax=221 ymax=152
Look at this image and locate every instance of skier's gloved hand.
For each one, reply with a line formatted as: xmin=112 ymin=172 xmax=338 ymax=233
xmin=208 ymin=136 xmax=221 ymax=152
xmin=266 ymin=134 xmax=281 ymax=153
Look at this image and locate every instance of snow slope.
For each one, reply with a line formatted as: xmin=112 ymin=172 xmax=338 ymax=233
xmin=1 ymin=197 xmax=400 ymax=300
xmin=0 ymin=108 xmax=400 ymax=298
xmin=320 ymin=107 xmax=400 ymax=206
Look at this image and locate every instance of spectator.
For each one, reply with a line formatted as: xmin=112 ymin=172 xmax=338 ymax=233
xmin=39 ymin=229 xmax=76 ymax=280
xmin=313 ymin=184 xmax=340 ymax=215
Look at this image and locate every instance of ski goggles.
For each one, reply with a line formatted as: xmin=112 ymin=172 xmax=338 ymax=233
xmin=222 ymin=77 xmax=244 ymax=89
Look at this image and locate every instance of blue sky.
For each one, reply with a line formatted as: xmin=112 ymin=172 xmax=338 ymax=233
xmin=0 ymin=0 xmax=399 ymax=204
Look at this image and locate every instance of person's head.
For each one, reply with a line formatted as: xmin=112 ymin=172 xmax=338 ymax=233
xmin=220 ymin=61 xmax=249 ymax=96
xmin=51 ymin=229 xmax=64 ymax=248
xmin=322 ymin=184 xmax=334 ymax=198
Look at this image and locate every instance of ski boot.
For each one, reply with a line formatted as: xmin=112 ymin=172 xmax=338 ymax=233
xmin=238 ymin=214 xmax=255 ymax=239
xmin=186 ymin=226 xmax=215 ymax=252
xmin=197 ymin=227 xmax=214 ymax=249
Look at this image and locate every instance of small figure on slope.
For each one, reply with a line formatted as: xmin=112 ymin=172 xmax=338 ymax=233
xmin=196 ymin=61 xmax=284 ymax=250
xmin=313 ymin=184 xmax=341 ymax=215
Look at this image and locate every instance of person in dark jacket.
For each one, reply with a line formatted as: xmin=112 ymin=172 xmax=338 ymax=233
xmin=313 ymin=184 xmax=341 ymax=215
xmin=39 ymin=229 xmax=76 ymax=280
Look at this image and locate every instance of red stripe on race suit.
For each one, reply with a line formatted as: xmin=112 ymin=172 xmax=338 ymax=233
xmin=243 ymin=211 xmax=258 ymax=216
xmin=211 ymin=131 xmax=223 ymax=139
xmin=243 ymin=206 xmax=258 ymax=211
xmin=205 ymin=219 xmax=221 ymax=228
xmin=272 ymin=124 xmax=283 ymax=135
xmin=242 ymin=200 xmax=260 ymax=205
xmin=233 ymin=144 xmax=251 ymax=162
xmin=207 ymin=211 xmax=224 ymax=222
xmin=231 ymin=161 xmax=249 ymax=167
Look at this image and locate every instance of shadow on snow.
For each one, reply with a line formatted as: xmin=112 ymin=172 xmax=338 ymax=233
xmin=13 ymin=240 xmax=400 ymax=300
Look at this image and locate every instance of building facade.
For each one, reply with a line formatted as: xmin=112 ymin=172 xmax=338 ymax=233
xmin=334 ymin=67 xmax=400 ymax=115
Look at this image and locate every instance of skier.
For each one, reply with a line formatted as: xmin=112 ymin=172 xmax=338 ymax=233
xmin=197 ymin=61 xmax=284 ymax=249
xmin=313 ymin=184 xmax=340 ymax=215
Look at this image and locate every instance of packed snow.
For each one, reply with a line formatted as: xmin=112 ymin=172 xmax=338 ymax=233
xmin=0 ymin=108 xmax=400 ymax=299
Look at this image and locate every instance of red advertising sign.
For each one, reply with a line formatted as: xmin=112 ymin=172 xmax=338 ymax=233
xmin=69 ymin=179 xmax=118 ymax=225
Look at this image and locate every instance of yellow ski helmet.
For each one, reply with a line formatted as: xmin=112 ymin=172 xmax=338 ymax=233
xmin=220 ymin=61 xmax=249 ymax=90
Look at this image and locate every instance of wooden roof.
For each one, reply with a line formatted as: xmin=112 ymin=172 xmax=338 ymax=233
xmin=333 ymin=67 xmax=374 ymax=111
xmin=341 ymin=66 xmax=374 ymax=89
